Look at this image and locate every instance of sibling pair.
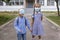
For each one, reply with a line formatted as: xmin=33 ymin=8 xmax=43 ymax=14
xmin=14 ymin=3 xmax=44 ymax=40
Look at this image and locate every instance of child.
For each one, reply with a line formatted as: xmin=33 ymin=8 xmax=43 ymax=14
xmin=14 ymin=8 xmax=31 ymax=40
xmin=31 ymin=3 xmax=44 ymax=40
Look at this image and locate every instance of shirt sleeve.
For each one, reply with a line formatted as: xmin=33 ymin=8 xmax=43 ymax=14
xmin=14 ymin=17 xmax=20 ymax=32
xmin=25 ymin=18 xmax=31 ymax=30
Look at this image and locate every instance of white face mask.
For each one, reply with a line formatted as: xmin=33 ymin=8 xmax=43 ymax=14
xmin=19 ymin=9 xmax=25 ymax=14
xmin=35 ymin=8 xmax=41 ymax=12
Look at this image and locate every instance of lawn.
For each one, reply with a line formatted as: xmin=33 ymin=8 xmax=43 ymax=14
xmin=47 ymin=16 xmax=60 ymax=26
xmin=42 ymin=11 xmax=60 ymax=16
xmin=43 ymin=11 xmax=60 ymax=26
xmin=0 ymin=12 xmax=17 ymax=26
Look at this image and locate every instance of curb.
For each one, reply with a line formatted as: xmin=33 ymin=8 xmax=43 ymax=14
xmin=44 ymin=16 xmax=60 ymax=30
xmin=0 ymin=18 xmax=14 ymax=29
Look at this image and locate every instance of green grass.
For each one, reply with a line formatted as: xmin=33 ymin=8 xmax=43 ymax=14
xmin=0 ymin=12 xmax=17 ymax=26
xmin=42 ymin=11 xmax=57 ymax=13
xmin=47 ymin=16 xmax=60 ymax=26
xmin=42 ymin=11 xmax=60 ymax=16
xmin=0 ymin=11 xmax=18 ymax=14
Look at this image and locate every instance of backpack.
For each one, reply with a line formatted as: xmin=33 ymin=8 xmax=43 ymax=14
xmin=17 ymin=16 xmax=26 ymax=25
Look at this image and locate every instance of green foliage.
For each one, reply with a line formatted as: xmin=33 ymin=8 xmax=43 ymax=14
xmin=0 ymin=12 xmax=17 ymax=26
xmin=0 ymin=15 xmax=15 ymax=25
xmin=2 ymin=0 xmax=10 ymax=2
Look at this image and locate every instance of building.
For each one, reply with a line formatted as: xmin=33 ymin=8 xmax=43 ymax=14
xmin=0 ymin=0 xmax=60 ymax=11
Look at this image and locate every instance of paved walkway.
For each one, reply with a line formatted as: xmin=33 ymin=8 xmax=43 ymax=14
xmin=0 ymin=14 xmax=60 ymax=40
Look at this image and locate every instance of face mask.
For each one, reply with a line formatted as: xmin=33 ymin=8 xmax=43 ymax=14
xmin=35 ymin=8 xmax=41 ymax=12
xmin=19 ymin=9 xmax=25 ymax=14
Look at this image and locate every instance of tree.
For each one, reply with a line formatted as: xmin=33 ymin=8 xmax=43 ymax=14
xmin=55 ymin=0 xmax=60 ymax=16
xmin=2 ymin=0 xmax=10 ymax=2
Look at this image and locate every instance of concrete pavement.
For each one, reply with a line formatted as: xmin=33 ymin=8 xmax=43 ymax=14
xmin=0 ymin=14 xmax=60 ymax=40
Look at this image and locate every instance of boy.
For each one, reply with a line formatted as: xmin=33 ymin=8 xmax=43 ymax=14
xmin=14 ymin=8 xmax=31 ymax=40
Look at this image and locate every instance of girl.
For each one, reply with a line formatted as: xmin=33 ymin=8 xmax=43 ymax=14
xmin=31 ymin=3 xmax=44 ymax=40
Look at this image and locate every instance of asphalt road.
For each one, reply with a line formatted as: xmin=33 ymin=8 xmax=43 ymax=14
xmin=0 ymin=14 xmax=60 ymax=40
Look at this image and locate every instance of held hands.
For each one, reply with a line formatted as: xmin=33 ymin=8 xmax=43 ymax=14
xmin=30 ymin=27 xmax=33 ymax=32
xmin=30 ymin=29 xmax=32 ymax=32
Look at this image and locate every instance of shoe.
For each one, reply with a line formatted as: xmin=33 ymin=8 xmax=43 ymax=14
xmin=32 ymin=38 xmax=35 ymax=40
xmin=39 ymin=39 xmax=42 ymax=40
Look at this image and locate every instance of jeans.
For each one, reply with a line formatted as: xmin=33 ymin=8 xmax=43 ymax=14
xmin=17 ymin=33 xmax=26 ymax=40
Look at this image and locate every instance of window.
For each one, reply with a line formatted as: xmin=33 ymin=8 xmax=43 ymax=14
xmin=58 ymin=0 xmax=60 ymax=6
xmin=0 ymin=1 xmax=3 ymax=6
xmin=0 ymin=0 xmax=24 ymax=6
xmin=15 ymin=0 xmax=19 ymax=5
xmin=9 ymin=0 xmax=24 ymax=6
xmin=20 ymin=0 xmax=24 ymax=5
xmin=9 ymin=0 xmax=15 ymax=5
xmin=39 ymin=0 xmax=44 ymax=6
xmin=47 ymin=0 xmax=54 ymax=6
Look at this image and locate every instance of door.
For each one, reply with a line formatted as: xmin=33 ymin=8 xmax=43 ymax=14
xmin=26 ymin=0 xmax=34 ymax=8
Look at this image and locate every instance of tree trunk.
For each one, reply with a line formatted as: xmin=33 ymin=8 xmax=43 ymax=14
xmin=56 ymin=1 xmax=60 ymax=16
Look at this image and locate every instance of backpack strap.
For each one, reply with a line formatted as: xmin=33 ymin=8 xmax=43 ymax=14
xmin=17 ymin=16 xmax=19 ymax=25
xmin=24 ymin=17 xmax=26 ymax=25
xmin=17 ymin=16 xmax=26 ymax=25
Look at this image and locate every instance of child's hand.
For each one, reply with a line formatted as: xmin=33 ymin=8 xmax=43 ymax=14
xmin=30 ymin=28 xmax=32 ymax=32
xmin=30 ymin=30 xmax=32 ymax=32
